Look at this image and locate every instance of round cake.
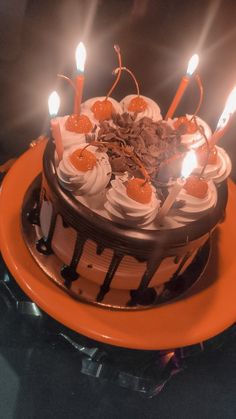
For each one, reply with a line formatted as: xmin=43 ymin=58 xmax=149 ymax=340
xmin=22 ymin=89 xmax=231 ymax=309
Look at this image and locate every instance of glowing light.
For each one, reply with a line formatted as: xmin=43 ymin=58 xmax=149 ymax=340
xmin=181 ymin=150 xmax=198 ymax=179
xmin=216 ymin=85 xmax=236 ymax=130
xmin=75 ymin=42 xmax=86 ymax=72
xmin=186 ymin=54 xmax=199 ymax=76
xmin=48 ymin=91 xmax=60 ymax=117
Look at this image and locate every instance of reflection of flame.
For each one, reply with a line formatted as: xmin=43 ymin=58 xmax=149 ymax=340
xmin=75 ymin=42 xmax=86 ymax=72
xmin=48 ymin=91 xmax=60 ymax=116
xmin=216 ymin=85 xmax=236 ymax=130
xmin=182 ymin=150 xmax=197 ymax=178
xmin=186 ymin=54 xmax=199 ymax=76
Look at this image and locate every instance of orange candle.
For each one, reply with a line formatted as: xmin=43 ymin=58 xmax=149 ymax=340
xmin=209 ymin=85 xmax=236 ymax=148
xmin=48 ymin=91 xmax=63 ymax=161
xmin=74 ymin=42 xmax=86 ymax=115
xmin=165 ymin=54 xmax=199 ymax=120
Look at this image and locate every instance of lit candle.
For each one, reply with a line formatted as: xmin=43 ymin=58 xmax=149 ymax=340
xmin=48 ymin=91 xmax=63 ymax=161
xmin=165 ymin=54 xmax=199 ymax=120
xmin=74 ymin=41 xmax=86 ymax=115
xmin=209 ymin=85 xmax=236 ymax=147
xmin=158 ymin=150 xmax=197 ymax=221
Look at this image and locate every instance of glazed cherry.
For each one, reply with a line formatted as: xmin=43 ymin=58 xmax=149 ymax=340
xmin=91 ymin=100 xmax=113 ymax=122
xmin=70 ymin=148 xmax=97 ymax=172
xmin=174 ymin=116 xmax=198 ymax=134
xmin=184 ymin=175 xmax=208 ymax=199
xmin=65 ymin=114 xmax=93 ymax=134
xmin=128 ymin=96 xmax=147 ymax=113
xmin=126 ymin=178 xmax=152 ymax=204
xmin=197 ymin=145 xmax=218 ymax=166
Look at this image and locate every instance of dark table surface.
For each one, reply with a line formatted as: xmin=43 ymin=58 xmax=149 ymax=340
xmin=0 ymin=1 xmax=236 ymax=417
xmin=0 ymin=255 xmax=236 ymax=419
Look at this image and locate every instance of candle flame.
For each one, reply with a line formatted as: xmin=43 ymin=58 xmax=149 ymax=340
xmin=48 ymin=91 xmax=60 ymax=116
xmin=75 ymin=42 xmax=86 ymax=72
xmin=216 ymin=85 xmax=236 ymax=130
xmin=181 ymin=150 xmax=197 ymax=179
xmin=186 ymin=54 xmax=199 ymax=76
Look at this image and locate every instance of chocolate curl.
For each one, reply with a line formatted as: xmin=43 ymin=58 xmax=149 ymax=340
xmin=87 ymin=140 xmax=150 ymax=182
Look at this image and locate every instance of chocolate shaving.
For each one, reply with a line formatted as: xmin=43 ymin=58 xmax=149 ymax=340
xmin=86 ymin=112 xmax=187 ymax=187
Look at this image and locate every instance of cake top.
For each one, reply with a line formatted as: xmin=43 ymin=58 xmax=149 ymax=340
xmin=48 ymin=45 xmax=233 ymax=230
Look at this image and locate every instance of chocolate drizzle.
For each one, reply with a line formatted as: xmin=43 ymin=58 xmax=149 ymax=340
xmin=96 ymin=244 xmax=105 ymax=256
xmin=129 ymin=252 xmax=164 ymax=305
xmin=27 ymin=187 xmax=41 ymax=225
xmin=36 ymin=210 xmax=57 ymax=255
xmin=27 ymin=207 xmax=40 ymax=226
xmin=172 ymin=252 xmax=191 ymax=278
xmin=96 ymin=252 xmax=123 ymax=302
xmin=61 ymin=233 xmax=86 ymax=287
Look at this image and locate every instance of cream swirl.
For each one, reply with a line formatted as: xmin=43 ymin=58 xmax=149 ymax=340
xmin=194 ymin=146 xmax=232 ymax=184
xmin=57 ymin=144 xmax=111 ymax=196
xmin=105 ymin=175 xmax=160 ymax=227
xmin=57 ymin=107 xmax=97 ymax=149
xmin=171 ymin=180 xmax=217 ymax=224
xmin=82 ymin=96 xmax=122 ymax=121
xmin=172 ymin=114 xmax=212 ymax=149
xmin=120 ymin=94 xmax=162 ymax=121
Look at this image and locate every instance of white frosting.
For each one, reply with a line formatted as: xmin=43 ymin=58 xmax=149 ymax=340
xmin=57 ymin=144 xmax=111 ymax=196
xmin=82 ymin=96 xmax=123 ymax=120
xmin=195 ymin=146 xmax=232 ymax=184
xmin=173 ymin=179 xmax=217 ymax=221
xmin=120 ymin=94 xmax=162 ymax=122
xmin=56 ymin=107 xmax=97 ymax=149
xmin=171 ymin=114 xmax=212 ymax=149
xmin=105 ymin=174 xmax=160 ymax=227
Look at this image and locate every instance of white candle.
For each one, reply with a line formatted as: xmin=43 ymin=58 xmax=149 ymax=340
xmin=158 ymin=150 xmax=197 ymax=221
xmin=48 ymin=91 xmax=63 ymax=161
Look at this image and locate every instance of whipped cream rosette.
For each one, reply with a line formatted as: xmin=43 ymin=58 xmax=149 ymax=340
xmin=172 ymin=114 xmax=212 ymax=149
xmin=195 ymin=146 xmax=232 ymax=184
xmin=105 ymin=174 xmax=160 ymax=227
xmin=120 ymin=94 xmax=162 ymax=122
xmin=57 ymin=144 xmax=112 ymax=196
xmin=170 ymin=179 xmax=217 ymax=224
xmin=57 ymin=108 xmax=97 ymax=149
xmin=83 ymin=96 xmax=122 ymax=122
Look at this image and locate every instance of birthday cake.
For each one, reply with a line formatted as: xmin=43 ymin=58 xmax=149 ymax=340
xmin=23 ymin=46 xmax=232 ymax=308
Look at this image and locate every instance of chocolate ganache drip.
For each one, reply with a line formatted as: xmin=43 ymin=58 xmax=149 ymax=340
xmin=61 ymin=233 xmax=86 ymax=287
xmin=96 ymin=252 xmax=123 ymax=302
xmin=36 ymin=209 xmax=57 ymax=255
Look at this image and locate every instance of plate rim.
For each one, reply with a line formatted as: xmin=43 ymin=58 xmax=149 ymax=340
xmin=0 ymin=139 xmax=235 ymax=350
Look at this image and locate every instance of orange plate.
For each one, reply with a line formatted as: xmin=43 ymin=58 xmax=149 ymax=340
xmin=0 ymin=139 xmax=236 ymax=350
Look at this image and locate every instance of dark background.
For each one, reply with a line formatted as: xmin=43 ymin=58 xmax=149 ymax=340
xmin=0 ymin=0 xmax=236 ymax=179
xmin=0 ymin=1 xmax=236 ymax=418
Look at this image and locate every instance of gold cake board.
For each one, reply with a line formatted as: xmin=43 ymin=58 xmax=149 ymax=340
xmin=0 ymin=139 xmax=235 ymax=350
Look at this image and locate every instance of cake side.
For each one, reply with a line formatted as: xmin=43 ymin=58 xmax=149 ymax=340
xmin=31 ymin=139 xmax=228 ymax=297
